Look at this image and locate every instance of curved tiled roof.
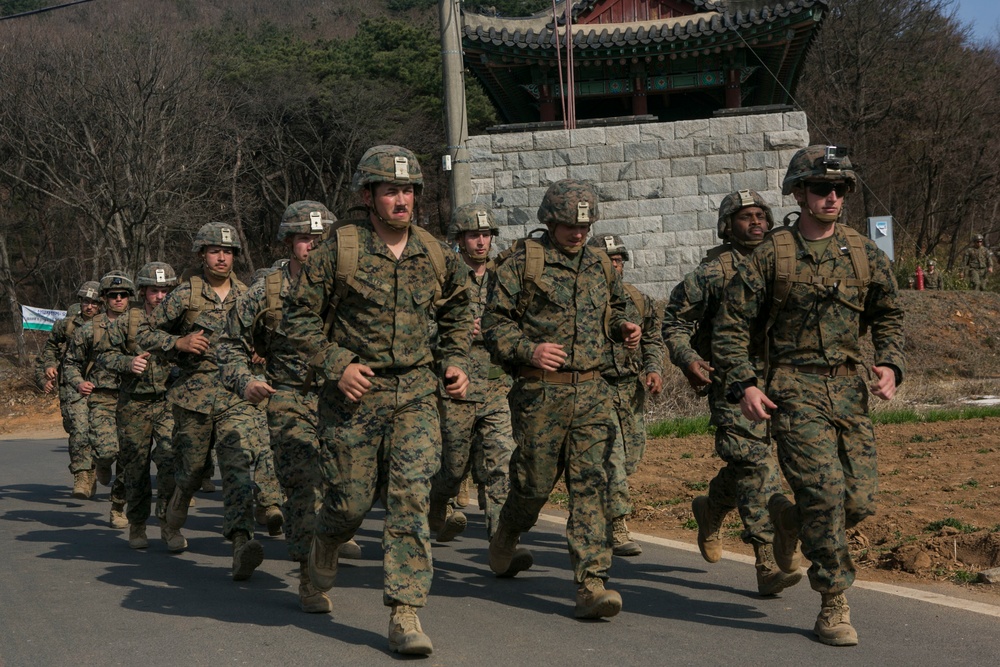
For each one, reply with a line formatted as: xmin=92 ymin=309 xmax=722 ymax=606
xmin=462 ymin=0 xmax=828 ymax=50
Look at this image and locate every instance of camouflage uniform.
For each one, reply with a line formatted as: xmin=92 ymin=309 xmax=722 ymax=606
xmin=483 ymin=183 xmax=633 ymax=597
xmin=136 ymin=271 xmax=271 ymax=542
xmin=36 ymin=300 xmax=95 ymax=477
xmin=962 ymin=243 xmax=992 ymax=291
xmin=63 ymin=311 xmax=126 ymax=508
xmin=283 ymin=215 xmax=472 ymax=609
xmin=99 ymin=308 xmax=176 ymax=526
xmin=713 ymin=225 xmax=905 ymax=595
xmin=922 ymin=264 xmax=943 ymax=290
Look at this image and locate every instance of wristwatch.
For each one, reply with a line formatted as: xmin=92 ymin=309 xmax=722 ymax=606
xmin=725 ymin=378 xmax=757 ymax=404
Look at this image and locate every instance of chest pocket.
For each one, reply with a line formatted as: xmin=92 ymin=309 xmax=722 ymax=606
xmin=350 ymin=273 xmax=391 ymax=308
xmin=531 ymin=275 xmax=570 ymax=314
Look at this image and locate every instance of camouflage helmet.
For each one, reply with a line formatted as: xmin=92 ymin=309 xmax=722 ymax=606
xmin=277 ymin=200 xmax=336 ymax=241
xmin=136 ymin=262 xmax=178 ymax=288
xmin=781 ymin=145 xmax=858 ymax=196
xmin=717 ymin=189 xmax=774 ymax=240
xmin=928 ymin=259 xmax=937 ymax=267
xmin=99 ymin=270 xmax=136 ymax=296
xmin=191 ymin=222 xmax=241 ymax=253
xmin=537 ymin=179 xmax=599 ymax=227
xmin=587 ymin=234 xmax=629 ymax=261
xmin=77 ymin=281 xmax=101 ymax=301
xmin=974 ymin=233 xmax=985 ymax=242
xmin=449 ymin=202 xmax=498 ymax=240
xmin=351 ymin=145 xmax=423 ymax=192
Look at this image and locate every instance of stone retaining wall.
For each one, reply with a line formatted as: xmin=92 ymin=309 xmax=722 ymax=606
xmin=466 ymin=110 xmax=809 ymax=299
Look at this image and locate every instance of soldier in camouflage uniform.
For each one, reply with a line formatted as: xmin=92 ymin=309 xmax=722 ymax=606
xmin=63 ymin=272 xmax=134 ymax=529
xmin=961 ymin=234 xmax=993 ymax=290
xmin=97 ymin=262 xmax=179 ymax=550
xmin=662 ymin=190 xmax=801 ymax=597
xmin=713 ymin=146 xmax=905 ymax=646
xmin=922 ymin=259 xmax=943 ymax=290
xmin=282 ymin=146 xmax=472 ymax=655
xmin=219 ymin=200 xmax=361 ymax=615
xmin=36 ymin=281 xmax=102 ymax=498
xmin=588 ymin=233 xmax=664 ymax=558
xmin=137 ymin=222 xmax=278 ymax=580
xmin=482 ymin=179 xmax=642 ymax=619
xmin=429 ymin=203 xmax=519 ymax=545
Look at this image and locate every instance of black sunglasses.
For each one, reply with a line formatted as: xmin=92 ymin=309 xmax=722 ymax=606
xmin=806 ymin=182 xmax=849 ymax=198
xmin=106 ymin=292 xmax=131 ymax=300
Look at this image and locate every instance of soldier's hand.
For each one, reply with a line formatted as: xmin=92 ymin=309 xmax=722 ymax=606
xmin=251 ymin=352 xmax=266 ymax=366
xmin=130 ymin=352 xmax=151 ymax=375
xmin=645 ymin=371 xmax=663 ymax=395
xmin=76 ymin=381 xmax=95 ymax=396
xmin=531 ymin=343 xmax=567 ymax=371
xmin=45 ymin=366 xmax=58 ymax=381
xmin=870 ymin=365 xmax=897 ymax=401
xmin=176 ymin=330 xmax=210 ymax=355
xmin=739 ymin=386 xmax=776 ymax=422
xmin=338 ymin=363 xmax=375 ymax=402
xmin=43 ymin=379 xmax=56 ymax=394
xmin=472 ymin=317 xmax=482 ymax=337
xmin=683 ymin=360 xmax=713 ymax=390
xmin=244 ymin=379 xmax=277 ymax=405
xmin=621 ymin=322 xmax=641 ymax=350
xmin=444 ymin=366 xmax=469 ymax=399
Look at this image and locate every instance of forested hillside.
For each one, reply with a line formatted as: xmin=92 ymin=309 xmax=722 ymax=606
xmin=0 ymin=0 xmax=998 ymax=350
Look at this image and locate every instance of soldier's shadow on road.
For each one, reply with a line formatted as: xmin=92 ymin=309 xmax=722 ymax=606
xmin=0 ymin=482 xmax=107 ymax=509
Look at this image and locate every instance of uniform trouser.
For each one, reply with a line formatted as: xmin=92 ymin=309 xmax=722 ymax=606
xmin=706 ymin=409 xmax=780 ymax=544
xmin=315 ymin=377 xmax=440 ymax=607
xmin=605 ymin=377 xmax=644 ymax=521
xmin=501 ymin=377 xmax=617 ymax=585
xmin=250 ymin=407 xmax=283 ymax=508
xmin=768 ymin=368 xmax=877 ymax=594
xmin=266 ymin=389 xmax=322 ymax=562
xmin=117 ymin=394 xmax=174 ymax=525
xmin=969 ymin=268 xmax=989 ymax=290
xmin=88 ymin=390 xmax=125 ymax=505
xmin=171 ymin=401 xmax=263 ymax=540
xmin=61 ymin=394 xmax=91 ymax=474
xmin=432 ymin=377 xmax=517 ymax=538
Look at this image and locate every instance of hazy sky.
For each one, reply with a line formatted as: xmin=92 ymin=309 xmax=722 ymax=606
xmin=953 ymin=0 xmax=1000 ymax=43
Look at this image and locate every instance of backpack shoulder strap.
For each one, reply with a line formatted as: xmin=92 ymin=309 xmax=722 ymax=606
xmin=126 ymin=308 xmax=142 ymax=354
xmin=323 ymin=224 xmax=360 ymax=337
xmin=623 ymin=283 xmax=646 ymax=321
xmin=763 ymin=228 xmax=797 ymax=338
xmin=516 ymin=239 xmax=546 ymax=319
xmin=184 ymin=275 xmax=206 ymax=329
xmin=840 ymin=225 xmax=871 ymax=289
xmin=263 ymin=269 xmax=283 ymax=331
xmin=411 ymin=225 xmax=446 ymax=303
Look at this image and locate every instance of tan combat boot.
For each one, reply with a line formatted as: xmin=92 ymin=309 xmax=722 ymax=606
xmin=455 ymin=476 xmax=471 ymax=508
xmin=338 ymin=538 xmax=362 ymax=560
xmin=388 ymin=603 xmax=433 ymax=655
xmin=574 ymin=578 xmax=623 ymax=619
xmin=429 ymin=495 xmax=466 ymax=543
xmin=754 ymin=542 xmax=802 ymax=596
xmin=814 ymin=592 xmax=859 ymax=646
xmin=309 ymin=536 xmax=340 ymax=592
xmin=96 ymin=459 xmax=113 ymax=486
xmin=298 ymin=562 xmax=332 ymax=613
xmin=109 ymin=501 xmax=129 ymax=529
xmin=165 ymin=487 xmax=191 ymax=529
xmin=489 ymin=521 xmax=532 ymax=577
xmin=692 ymin=495 xmax=729 ymax=563
xmin=262 ymin=506 xmax=284 ymax=536
xmin=768 ymin=493 xmax=803 ymax=573
xmin=612 ymin=516 xmax=642 ymax=557
xmin=200 ymin=476 xmax=216 ymax=493
xmin=160 ymin=525 xmax=188 ymax=553
xmin=232 ymin=531 xmax=264 ymax=581
xmin=129 ymin=523 xmax=149 ymax=549
xmin=71 ymin=471 xmax=91 ymax=500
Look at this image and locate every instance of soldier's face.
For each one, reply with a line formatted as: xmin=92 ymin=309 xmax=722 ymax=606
xmin=551 ymin=223 xmax=590 ymax=254
xmin=366 ymin=183 xmax=415 ymax=226
xmin=610 ymin=255 xmax=625 ymax=277
xmin=143 ymin=286 xmax=171 ymax=308
xmin=201 ymin=246 xmax=234 ymax=275
xmin=287 ymin=233 xmax=319 ymax=264
xmin=104 ymin=291 xmax=131 ymax=314
xmin=799 ymin=181 xmax=845 ymax=224
xmin=731 ymin=206 xmax=768 ymax=245
xmin=461 ymin=230 xmax=492 ymax=261
xmin=80 ymin=299 xmax=101 ymax=318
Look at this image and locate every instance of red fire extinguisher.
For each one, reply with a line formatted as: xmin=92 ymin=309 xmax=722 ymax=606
xmin=915 ymin=265 xmax=925 ymax=290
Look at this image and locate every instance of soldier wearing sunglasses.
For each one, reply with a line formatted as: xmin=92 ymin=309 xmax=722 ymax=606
xmin=713 ymin=145 xmax=904 ymax=647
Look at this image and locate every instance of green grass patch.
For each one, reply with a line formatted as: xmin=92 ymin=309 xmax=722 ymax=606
xmin=648 ymin=415 xmax=714 ymax=438
xmin=684 ymin=480 xmax=708 ymax=491
xmin=681 ymin=518 xmax=698 ymax=530
xmin=873 ymin=405 xmax=1000 ymax=425
xmin=953 ymin=570 xmax=978 ymax=584
xmin=925 ymin=517 xmax=978 ymax=534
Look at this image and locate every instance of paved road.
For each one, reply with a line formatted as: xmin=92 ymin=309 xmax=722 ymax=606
xmin=2 ymin=435 xmax=999 ymax=666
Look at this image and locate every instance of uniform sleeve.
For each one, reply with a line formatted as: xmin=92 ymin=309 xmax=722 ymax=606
xmin=605 ymin=266 xmax=632 ymax=342
xmin=62 ymin=325 xmax=90 ymax=388
xmin=864 ymin=248 xmax=906 ymax=383
xmin=97 ymin=316 xmax=135 ymax=375
xmin=218 ymin=283 xmax=266 ymax=397
xmin=712 ymin=251 xmax=769 ymax=386
xmin=37 ymin=319 xmax=64 ymax=371
xmin=640 ymin=294 xmax=664 ymax=376
xmin=662 ymin=267 xmax=708 ymax=371
xmin=482 ymin=252 xmax=533 ymax=365
xmin=434 ymin=247 xmax=473 ymax=374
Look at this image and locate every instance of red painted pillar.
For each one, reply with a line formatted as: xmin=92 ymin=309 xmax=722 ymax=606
xmin=725 ymin=69 xmax=742 ymax=108
xmin=632 ymin=76 xmax=647 ymax=116
xmin=540 ymin=84 xmax=556 ymax=122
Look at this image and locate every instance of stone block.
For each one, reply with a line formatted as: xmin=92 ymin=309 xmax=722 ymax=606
xmin=533 ymin=130 xmax=572 ymax=150
xmin=676 ymin=229 xmax=716 ymax=246
xmin=698 ymin=209 xmax=718 ymax=230
xmin=553 ymin=147 xmax=588 ymax=166
xmin=640 ymin=123 xmax=675 ymax=141
xmin=627 ymin=215 xmax=664 ymax=235
xmin=671 ymin=157 xmax=706 ymax=177
xmin=732 ymin=170 xmax=768 ymax=192
xmin=494 ymin=188 xmax=529 ymax=208
xmin=624 ymin=142 xmax=661 ymax=162
xmin=518 ymin=150 xmax=553 ymax=169
xmin=597 ymin=181 xmax=630 ymax=203
xmin=706 ymin=154 xmax=744 ymax=174
xmin=507 ymin=207 xmax=534 ymax=226
xmin=527 ymin=186 xmax=549 ymax=206
xmin=603 ymin=162 xmax=635 ymax=181
xmin=663 ymin=212 xmax=699 ymax=231
xmin=511 ymin=170 xmax=538 ymax=188
xmin=569 ymin=127 xmax=607 ymax=146
xmin=784 ymin=111 xmax=808 ymax=131
xmin=661 ymin=176 xmax=699 ymax=197
xmin=659 ymin=138 xmax=696 ymax=158
xmin=637 ymin=197 xmax=674 ymax=217
xmin=491 ymin=133 xmax=533 ymax=153
xmin=710 ymin=116 xmax=747 ymax=138
xmin=636 ymin=231 xmax=677 ymax=249
xmin=597 ymin=219 xmax=629 ymax=236
xmin=538 ymin=166 xmax=569 ymax=184
xmin=745 ymin=150 xmax=780 ymax=170
xmin=629 ymin=178 xmax=663 ymax=199
xmin=637 ymin=159 xmax=672 ymax=180
xmin=674 ymin=118 xmax=711 ymax=139
xmin=606 ymin=125 xmax=641 ymax=145
xmin=566 ymin=164 xmax=602 ymax=182
xmin=730 ymin=133 xmax=765 ymax=153
xmin=495 ymin=171 xmax=513 ymax=189
xmin=587 ymin=144 xmax=625 ymax=164
xmin=465 ymin=135 xmax=490 ymax=150
xmin=695 ymin=137 xmax=729 ymax=156
xmin=765 ymin=130 xmax=809 ymax=150
xmin=470 ymin=161 xmax=501 ymax=179
xmin=746 ymin=113 xmax=784 ymax=134
xmin=471 ymin=178 xmax=494 ymax=196
xmin=601 ymin=199 xmax=640 ymax=219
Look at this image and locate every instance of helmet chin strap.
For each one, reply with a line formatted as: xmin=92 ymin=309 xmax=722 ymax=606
xmin=205 ymin=266 xmax=231 ymax=281
xmin=809 ymin=205 xmax=839 ymax=224
xmin=731 ymin=238 xmax=763 ymax=255
xmin=368 ymin=185 xmax=412 ymax=230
